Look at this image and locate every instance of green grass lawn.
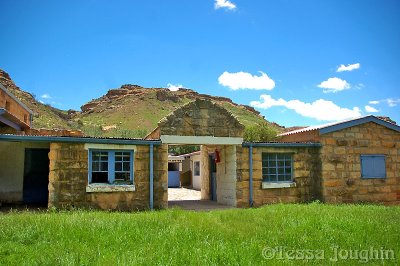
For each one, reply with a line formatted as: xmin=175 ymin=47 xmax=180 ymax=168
xmin=1 ymin=203 xmax=399 ymax=265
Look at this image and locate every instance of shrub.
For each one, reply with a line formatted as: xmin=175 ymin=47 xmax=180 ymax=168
xmin=243 ymin=122 xmax=278 ymax=142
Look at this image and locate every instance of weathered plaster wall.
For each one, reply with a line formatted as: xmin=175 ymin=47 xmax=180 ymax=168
xmin=319 ymin=122 xmax=400 ymax=204
xmin=236 ymin=146 xmax=321 ymax=208
xmin=48 ymin=142 xmax=168 ymax=210
xmin=0 ymin=141 xmax=50 ymax=203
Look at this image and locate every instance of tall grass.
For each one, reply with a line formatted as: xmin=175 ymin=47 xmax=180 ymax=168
xmin=1 ymin=203 xmax=399 ymax=265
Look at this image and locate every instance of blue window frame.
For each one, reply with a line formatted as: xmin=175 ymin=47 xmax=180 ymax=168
xmin=360 ymin=155 xmax=386 ymax=179
xmin=262 ymin=153 xmax=293 ymax=182
xmin=88 ymin=150 xmax=134 ymax=184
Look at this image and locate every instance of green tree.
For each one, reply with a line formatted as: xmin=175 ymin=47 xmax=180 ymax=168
xmin=243 ymin=122 xmax=279 ymax=142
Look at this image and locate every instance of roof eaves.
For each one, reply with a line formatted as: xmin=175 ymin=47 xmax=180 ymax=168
xmin=319 ymin=116 xmax=400 ymax=134
xmin=242 ymin=142 xmax=322 ymax=148
xmin=0 ymin=134 xmax=162 ymax=145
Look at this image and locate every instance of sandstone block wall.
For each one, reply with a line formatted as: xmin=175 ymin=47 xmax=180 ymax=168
xmin=48 ymin=142 xmax=168 ymax=210
xmin=320 ymin=122 xmax=400 ymax=204
xmin=236 ymin=146 xmax=321 ymax=208
xmin=158 ymin=99 xmax=244 ymax=137
xmin=48 ymin=143 xmax=88 ymax=208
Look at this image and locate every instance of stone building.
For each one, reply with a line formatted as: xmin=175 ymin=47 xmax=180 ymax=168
xmin=279 ymin=116 xmax=400 ymax=205
xmin=0 ymin=92 xmax=399 ymax=210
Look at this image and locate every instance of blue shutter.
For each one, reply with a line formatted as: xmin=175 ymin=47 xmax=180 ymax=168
xmin=108 ymin=151 xmax=115 ymax=183
xmin=88 ymin=149 xmax=92 ymax=183
xmin=130 ymin=150 xmax=134 ymax=183
xmin=361 ymin=155 xmax=386 ymax=178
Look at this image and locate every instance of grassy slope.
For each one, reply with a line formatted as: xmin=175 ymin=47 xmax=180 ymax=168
xmin=78 ymin=91 xmax=193 ymax=136
xmin=78 ymin=91 xmax=269 ymax=137
xmin=1 ymin=204 xmax=399 ymax=265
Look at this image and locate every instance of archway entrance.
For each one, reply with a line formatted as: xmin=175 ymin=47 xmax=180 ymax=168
xmin=146 ymin=99 xmax=244 ymax=209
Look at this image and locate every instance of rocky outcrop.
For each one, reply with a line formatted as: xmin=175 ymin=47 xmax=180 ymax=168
xmin=79 ymin=84 xmax=263 ymax=118
xmin=156 ymin=90 xmax=179 ymax=102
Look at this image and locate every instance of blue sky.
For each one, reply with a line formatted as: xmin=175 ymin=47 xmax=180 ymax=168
xmin=0 ymin=0 xmax=399 ymax=127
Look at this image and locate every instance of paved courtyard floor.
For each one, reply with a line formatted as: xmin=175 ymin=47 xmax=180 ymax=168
xmin=168 ymin=187 xmax=201 ymax=201
xmin=168 ymin=187 xmax=234 ymax=211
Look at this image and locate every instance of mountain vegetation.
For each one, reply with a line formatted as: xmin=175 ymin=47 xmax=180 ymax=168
xmin=0 ymin=69 xmax=282 ymax=138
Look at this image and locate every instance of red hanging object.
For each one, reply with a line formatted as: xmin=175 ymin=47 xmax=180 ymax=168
xmin=215 ymin=150 xmax=221 ymax=163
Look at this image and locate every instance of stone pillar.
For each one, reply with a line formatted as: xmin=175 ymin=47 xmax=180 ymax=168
xmin=200 ymin=145 xmax=210 ymax=200
xmin=216 ymin=145 xmax=237 ymax=206
xmin=153 ymin=144 xmax=168 ymax=209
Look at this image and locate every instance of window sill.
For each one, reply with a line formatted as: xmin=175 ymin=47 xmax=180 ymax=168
xmin=262 ymin=182 xmax=296 ymax=189
xmin=86 ymin=184 xmax=136 ymax=193
xmin=361 ymin=176 xmax=386 ymax=179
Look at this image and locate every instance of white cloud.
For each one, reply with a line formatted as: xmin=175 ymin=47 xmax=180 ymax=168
xmin=218 ymin=71 xmax=275 ymax=90
xmin=167 ymin=83 xmax=183 ymax=91
xmin=367 ymin=98 xmax=400 ymax=107
xmin=386 ymin=98 xmax=400 ymax=107
xmin=250 ymin=94 xmax=361 ymax=121
xmin=317 ymin=77 xmax=350 ymax=93
xmin=365 ymin=105 xmax=379 ymax=113
xmin=40 ymin=93 xmax=52 ymax=99
xmin=337 ymin=63 xmax=360 ymax=72
xmin=214 ymin=0 xmax=236 ymax=10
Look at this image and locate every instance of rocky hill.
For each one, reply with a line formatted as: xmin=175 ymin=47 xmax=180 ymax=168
xmin=0 ymin=69 xmax=280 ymax=137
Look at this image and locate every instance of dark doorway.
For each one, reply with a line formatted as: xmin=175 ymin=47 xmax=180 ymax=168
xmin=209 ymin=154 xmax=217 ymax=201
xmin=23 ymin=148 xmax=50 ymax=205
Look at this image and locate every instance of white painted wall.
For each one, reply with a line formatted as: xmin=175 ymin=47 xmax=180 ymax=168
xmin=191 ymin=154 xmax=201 ymax=190
xmin=216 ymin=145 xmax=237 ymax=206
xmin=0 ymin=141 xmax=50 ymax=202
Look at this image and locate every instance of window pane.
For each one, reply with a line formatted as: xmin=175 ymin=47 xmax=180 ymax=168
xmin=262 ymin=153 xmax=293 ymax=182
xmin=115 ymin=172 xmax=130 ymax=182
xmin=277 ymin=154 xmax=286 ymax=160
xmin=115 ymin=162 xmax=122 ymax=171
xmin=123 ymin=162 xmax=130 ymax=171
xmin=100 ymin=162 xmax=108 ymax=171
xmin=268 ymin=168 xmax=276 ymax=175
xmin=92 ymin=162 xmax=99 ymax=171
xmin=92 ymin=172 xmax=108 ymax=183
